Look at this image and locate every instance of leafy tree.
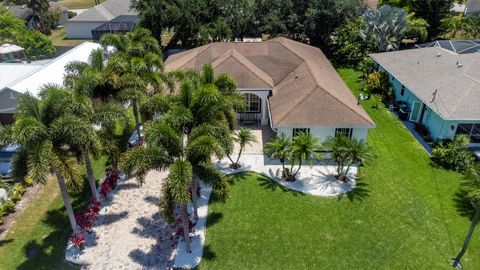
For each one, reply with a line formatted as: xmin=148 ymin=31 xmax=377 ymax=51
xmin=363 ymin=5 xmax=408 ymax=52
xmin=442 ymin=14 xmax=463 ymax=38
xmin=304 ymin=0 xmax=364 ymax=45
xmin=199 ymin=17 xmax=233 ymax=44
xmin=452 ymin=165 xmax=480 ymax=268
xmin=333 ymin=16 xmax=376 ymax=65
xmin=462 ymin=15 xmax=480 ymax=39
xmin=411 ymin=0 xmax=454 ymax=39
xmin=405 ymin=12 xmax=429 ymax=42
xmin=264 ymin=133 xmax=290 ymax=177
xmin=0 ymin=7 xmax=55 ymax=60
xmin=228 ymin=128 xmax=257 ymax=169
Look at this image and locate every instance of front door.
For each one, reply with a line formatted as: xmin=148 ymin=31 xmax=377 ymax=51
xmin=409 ymin=101 xmax=422 ymax=122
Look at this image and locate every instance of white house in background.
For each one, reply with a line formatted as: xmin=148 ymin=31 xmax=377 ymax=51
xmin=165 ymin=38 xmax=375 ymax=142
xmin=66 ymin=0 xmax=136 ymax=39
xmin=0 ymin=42 xmax=101 ymax=124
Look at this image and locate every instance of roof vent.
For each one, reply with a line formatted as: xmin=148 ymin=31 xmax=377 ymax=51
xmin=456 ymin=61 xmax=463 ymax=68
xmin=437 ymin=53 xmax=441 ymax=57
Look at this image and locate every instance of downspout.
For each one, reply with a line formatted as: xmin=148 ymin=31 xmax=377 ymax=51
xmin=266 ymin=96 xmax=278 ymax=132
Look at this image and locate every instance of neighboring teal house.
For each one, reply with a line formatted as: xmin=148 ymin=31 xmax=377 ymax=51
xmin=371 ymin=47 xmax=480 ymax=146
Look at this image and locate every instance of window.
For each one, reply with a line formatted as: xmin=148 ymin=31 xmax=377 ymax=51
xmin=292 ymin=128 xmax=310 ymax=137
xmin=400 ymin=85 xmax=405 ymax=96
xmin=335 ymin=128 xmax=353 ymax=138
xmin=244 ymin=93 xmax=261 ymax=113
xmin=455 ymin=123 xmax=480 ymax=144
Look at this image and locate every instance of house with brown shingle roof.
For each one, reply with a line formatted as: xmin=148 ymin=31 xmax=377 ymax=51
xmin=165 ymin=37 xmax=375 ymax=142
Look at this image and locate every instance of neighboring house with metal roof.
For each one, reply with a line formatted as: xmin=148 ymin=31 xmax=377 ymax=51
xmin=66 ymin=0 xmax=136 ymax=39
xmin=165 ymin=37 xmax=375 ymax=142
xmin=0 ymin=42 xmax=101 ymax=125
xmin=371 ymin=47 xmax=480 ymax=146
xmin=466 ymin=0 xmax=480 ymax=15
xmin=415 ymin=40 xmax=480 ymax=54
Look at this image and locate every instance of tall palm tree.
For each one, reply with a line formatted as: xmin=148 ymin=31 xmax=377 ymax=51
xmin=452 ymin=165 xmax=480 ymax=268
xmin=228 ymin=128 xmax=257 ymax=169
xmin=289 ymin=132 xmax=323 ymax=180
xmin=8 ymin=88 xmax=96 ymax=233
xmin=264 ymin=133 xmax=291 ymax=178
xmin=101 ymin=28 xmax=165 ymax=144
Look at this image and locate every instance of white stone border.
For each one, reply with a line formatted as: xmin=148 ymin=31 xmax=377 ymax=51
xmin=173 ymin=181 xmax=212 ymax=269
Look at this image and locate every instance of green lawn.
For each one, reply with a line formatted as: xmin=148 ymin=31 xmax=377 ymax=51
xmin=200 ymin=68 xmax=479 ymax=269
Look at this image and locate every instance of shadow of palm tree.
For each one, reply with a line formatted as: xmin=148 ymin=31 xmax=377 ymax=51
xmin=454 ymin=190 xmax=475 ymax=219
xmin=256 ymin=174 xmax=304 ymax=196
xmin=144 ymin=195 xmax=159 ymax=205
xmin=0 ymin=238 xmax=14 ymax=247
xmin=128 ymin=212 xmax=176 ymax=268
xmin=97 ymin=211 xmax=129 ymax=227
xmin=202 ymin=244 xmax=216 ymax=261
xmin=337 ymin=178 xmax=370 ymax=202
xmin=206 ymin=212 xmax=223 ymax=228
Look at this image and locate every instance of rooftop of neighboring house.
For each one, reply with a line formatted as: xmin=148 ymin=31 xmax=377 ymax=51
xmin=371 ymin=47 xmax=480 ymax=121
xmin=5 ymin=42 xmax=101 ymax=96
xmin=5 ymin=3 xmax=67 ymax=21
xmin=68 ymin=0 xmax=136 ymax=22
xmin=0 ymin=63 xmax=44 ymax=90
xmin=466 ymin=0 xmax=480 ymax=14
xmin=165 ymin=37 xmax=374 ymax=128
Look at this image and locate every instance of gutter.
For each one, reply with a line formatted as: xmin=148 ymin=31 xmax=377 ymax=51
xmin=266 ymin=98 xmax=278 ymax=132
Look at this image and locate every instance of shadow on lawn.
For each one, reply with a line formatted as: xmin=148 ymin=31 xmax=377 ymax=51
xmin=453 ymin=190 xmax=475 ymax=219
xmin=15 ymin=177 xmax=94 ymax=270
xmin=202 ymin=244 xmax=216 ymax=261
xmin=337 ymin=177 xmax=370 ymax=202
xmin=206 ymin=212 xmax=223 ymax=228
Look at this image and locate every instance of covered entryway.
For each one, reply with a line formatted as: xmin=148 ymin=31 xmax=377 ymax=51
xmin=238 ymin=91 xmax=270 ymax=126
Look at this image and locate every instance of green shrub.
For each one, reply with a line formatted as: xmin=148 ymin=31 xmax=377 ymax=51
xmin=13 ymin=183 xmax=26 ymax=195
xmin=0 ymin=206 xmax=5 ymax=217
xmin=9 ymin=192 xmax=22 ymax=203
xmin=23 ymin=176 xmax=33 ymax=187
xmin=431 ymin=135 xmax=474 ymax=173
xmin=3 ymin=199 xmax=15 ymax=214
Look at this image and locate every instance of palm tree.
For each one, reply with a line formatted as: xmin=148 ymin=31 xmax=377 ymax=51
xmin=288 ymin=132 xmax=323 ymax=180
xmin=452 ymin=165 xmax=480 ymax=268
xmin=344 ymin=138 xmax=373 ymax=178
xmin=8 ymin=88 xmax=96 ymax=233
xmin=363 ymin=5 xmax=408 ymax=52
xmin=101 ymin=28 xmax=165 ymax=144
xmin=264 ymin=133 xmax=291 ymax=178
xmin=405 ymin=13 xmax=429 ymax=42
xmin=324 ymin=135 xmax=353 ymax=179
xmin=228 ymin=128 xmax=256 ymax=169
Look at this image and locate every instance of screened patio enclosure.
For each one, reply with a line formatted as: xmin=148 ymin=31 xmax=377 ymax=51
xmin=91 ymin=15 xmax=137 ymax=41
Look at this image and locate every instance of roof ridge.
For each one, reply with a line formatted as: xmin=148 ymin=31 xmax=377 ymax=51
xmin=229 ymin=49 xmax=274 ymax=87
xmin=174 ymin=44 xmax=213 ymax=70
xmin=277 ymin=38 xmax=373 ymax=125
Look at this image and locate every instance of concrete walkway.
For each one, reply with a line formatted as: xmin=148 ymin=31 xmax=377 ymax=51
xmin=81 ymin=170 xmax=176 ymax=270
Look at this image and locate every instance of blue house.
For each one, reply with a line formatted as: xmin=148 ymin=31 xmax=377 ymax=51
xmin=371 ymin=47 xmax=480 ymax=146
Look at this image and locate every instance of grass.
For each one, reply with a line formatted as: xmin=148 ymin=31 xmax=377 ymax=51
xmin=49 ymin=28 xmax=90 ymax=47
xmin=55 ymin=0 xmax=105 ymax=9
xmin=200 ymin=68 xmax=479 ymax=269
xmin=0 ymin=123 xmax=133 ymax=269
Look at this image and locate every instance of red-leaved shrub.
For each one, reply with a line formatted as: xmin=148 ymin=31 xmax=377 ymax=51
xmin=70 ymin=232 xmax=85 ymax=249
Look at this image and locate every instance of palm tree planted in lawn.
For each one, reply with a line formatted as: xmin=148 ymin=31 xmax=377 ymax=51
xmin=287 ymin=132 xmax=323 ymax=181
xmin=452 ymin=165 xmax=480 ymax=269
xmin=228 ymin=128 xmax=257 ymax=169
xmin=8 ymin=89 xmax=96 ymax=233
xmin=325 ymin=136 xmax=372 ymax=182
xmin=264 ymin=133 xmax=290 ymax=177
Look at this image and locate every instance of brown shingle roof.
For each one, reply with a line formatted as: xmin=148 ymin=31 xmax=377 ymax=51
xmin=165 ymin=37 xmax=374 ymax=127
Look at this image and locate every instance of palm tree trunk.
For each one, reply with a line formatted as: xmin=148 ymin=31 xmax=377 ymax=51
xmin=452 ymin=201 xmax=480 ymax=267
xmin=234 ymin=146 xmax=244 ymax=166
xmin=83 ymin=149 xmax=99 ymax=200
xmin=226 ymin=154 xmax=235 ymax=165
xmin=54 ymin=167 xmax=78 ymax=233
xmin=181 ymin=204 xmax=191 ymax=253
xmin=345 ymin=162 xmax=353 ymax=178
xmin=132 ymin=98 xmax=142 ymax=145
xmin=191 ymin=176 xmax=199 ymax=221
xmin=280 ymin=158 xmax=286 ymax=177
xmin=293 ymin=160 xmax=303 ymax=177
